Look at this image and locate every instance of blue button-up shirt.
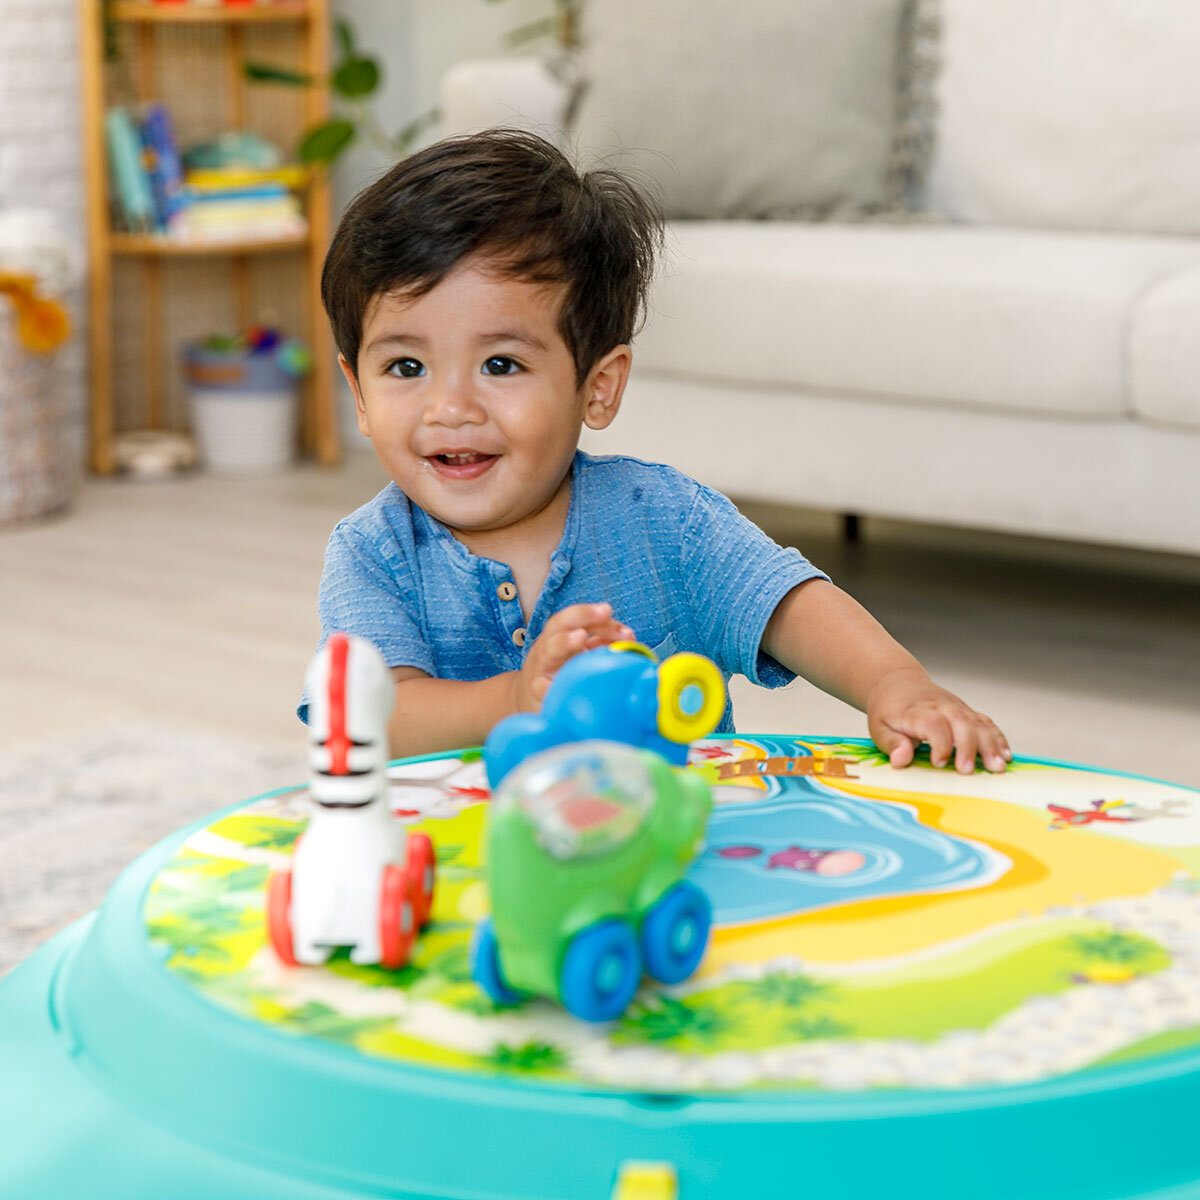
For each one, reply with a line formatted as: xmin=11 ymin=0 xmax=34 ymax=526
xmin=302 ymin=451 xmax=828 ymax=732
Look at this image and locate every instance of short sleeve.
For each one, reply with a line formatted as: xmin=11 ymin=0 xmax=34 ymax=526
xmin=297 ymin=523 xmax=435 ymax=723
xmin=681 ymin=484 xmax=829 ymax=688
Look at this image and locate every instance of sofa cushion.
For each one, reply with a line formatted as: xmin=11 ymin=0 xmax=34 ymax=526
xmin=635 ymin=223 xmax=1200 ymax=418
xmin=927 ymin=0 xmax=1200 ymax=236
xmin=1130 ymin=266 xmax=1200 ymax=431
xmin=570 ymin=0 xmax=911 ymax=219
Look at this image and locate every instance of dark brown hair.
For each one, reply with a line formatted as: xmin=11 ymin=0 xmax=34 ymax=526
xmin=322 ymin=129 xmax=664 ymax=387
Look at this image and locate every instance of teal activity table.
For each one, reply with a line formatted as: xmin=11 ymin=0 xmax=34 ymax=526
xmin=4 ymin=735 xmax=1200 ymax=1199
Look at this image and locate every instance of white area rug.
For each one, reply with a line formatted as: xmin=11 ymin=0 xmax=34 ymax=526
xmin=0 ymin=720 xmax=300 ymax=974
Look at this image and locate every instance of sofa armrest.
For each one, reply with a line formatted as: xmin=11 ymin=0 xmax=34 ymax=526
xmin=438 ymin=57 xmax=571 ymax=144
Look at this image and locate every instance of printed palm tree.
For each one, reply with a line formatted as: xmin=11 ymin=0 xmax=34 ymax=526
xmin=486 ymin=1041 xmax=566 ymax=1073
xmin=218 ymin=864 xmax=271 ymax=893
xmin=424 ymin=944 xmax=473 ymax=985
xmin=790 ymin=1013 xmax=850 ymax=1041
xmin=278 ymin=1001 xmax=396 ymax=1047
xmin=1073 ymin=930 xmax=1158 ymax=967
xmin=746 ymin=972 xmax=831 ymax=1008
xmin=325 ymin=954 xmax=421 ymax=991
xmin=402 ymin=944 xmax=474 ymax=1000
xmin=618 ymin=994 xmax=733 ymax=1046
xmin=455 ymin=989 xmax=510 ymax=1017
xmin=147 ymin=899 xmax=253 ymax=966
xmin=829 ymin=741 xmax=935 ymax=769
xmin=228 ymin=818 xmax=304 ymax=852
xmin=828 ymin=740 xmax=1030 ymax=771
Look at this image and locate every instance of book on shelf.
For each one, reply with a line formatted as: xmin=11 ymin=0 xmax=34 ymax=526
xmin=140 ymin=103 xmax=187 ymax=229
xmin=185 ymin=164 xmax=309 ymax=192
xmin=105 ymin=108 xmax=157 ymax=232
xmin=166 ymin=192 xmax=307 ymax=243
xmin=105 ymin=102 xmax=309 ymax=244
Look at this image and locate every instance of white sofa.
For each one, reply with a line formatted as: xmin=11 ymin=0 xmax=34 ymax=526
xmin=440 ymin=13 xmax=1200 ymax=557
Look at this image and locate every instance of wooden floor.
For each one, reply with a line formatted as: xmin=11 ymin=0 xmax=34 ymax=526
xmin=3 ymin=451 xmax=1199 ymax=787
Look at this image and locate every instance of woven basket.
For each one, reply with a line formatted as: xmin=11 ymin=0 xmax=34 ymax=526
xmin=0 ymin=307 xmax=77 ymax=525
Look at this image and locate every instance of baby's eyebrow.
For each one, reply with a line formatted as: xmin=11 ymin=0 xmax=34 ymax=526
xmin=364 ymin=330 xmax=548 ymax=354
xmin=476 ymin=330 xmax=549 ymax=352
xmin=364 ymin=332 xmax=427 ymax=353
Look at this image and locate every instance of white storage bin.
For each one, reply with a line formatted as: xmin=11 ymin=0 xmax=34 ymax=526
xmin=184 ymin=342 xmax=298 ymax=474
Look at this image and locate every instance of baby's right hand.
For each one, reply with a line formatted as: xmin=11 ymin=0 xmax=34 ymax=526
xmin=513 ymin=602 xmax=633 ymax=711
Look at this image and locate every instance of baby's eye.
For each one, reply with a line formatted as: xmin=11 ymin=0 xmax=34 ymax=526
xmin=386 ymin=358 xmax=425 ymax=378
xmin=482 ymin=356 xmax=520 ymax=376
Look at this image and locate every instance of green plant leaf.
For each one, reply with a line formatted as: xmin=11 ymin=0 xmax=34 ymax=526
xmin=299 ymin=119 xmax=357 ymax=165
xmin=503 ymin=16 xmax=557 ymax=49
xmin=334 ymin=18 xmax=355 ymax=58
xmin=332 ymin=56 xmax=380 ymax=99
xmin=244 ymin=60 xmax=314 ymax=87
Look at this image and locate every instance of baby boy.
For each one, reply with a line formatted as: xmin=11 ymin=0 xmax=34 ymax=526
xmin=306 ymin=129 xmax=1010 ymax=774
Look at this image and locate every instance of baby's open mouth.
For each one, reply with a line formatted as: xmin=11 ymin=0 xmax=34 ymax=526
xmin=426 ymin=451 xmax=499 ymax=479
xmin=433 ymin=452 xmax=495 ymax=465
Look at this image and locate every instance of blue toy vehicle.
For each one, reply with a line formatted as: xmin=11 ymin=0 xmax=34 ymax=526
xmin=484 ymin=642 xmax=726 ymax=788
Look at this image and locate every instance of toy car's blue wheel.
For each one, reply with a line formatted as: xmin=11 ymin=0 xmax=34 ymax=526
xmin=559 ymin=919 xmax=642 ymax=1022
xmin=470 ymin=918 xmax=522 ymax=1007
xmin=641 ymin=881 xmax=711 ymax=984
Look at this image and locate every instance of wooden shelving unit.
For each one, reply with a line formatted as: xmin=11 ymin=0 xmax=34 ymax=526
xmin=109 ymin=2 xmax=312 ymax=23
xmin=78 ymin=0 xmax=338 ymax=474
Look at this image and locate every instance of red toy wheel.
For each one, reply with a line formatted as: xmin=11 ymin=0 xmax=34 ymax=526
xmin=405 ymin=833 xmax=436 ymax=928
xmin=379 ymin=864 xmax=416 ymax=969
xmin=266 ymin=870 xmax=298 ymax=967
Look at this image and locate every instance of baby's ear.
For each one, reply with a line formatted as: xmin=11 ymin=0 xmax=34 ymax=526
xmin=338 ymin=354 xmax=371 ymax=437
xmin=582 ymin=344 xmax=632 ymax=430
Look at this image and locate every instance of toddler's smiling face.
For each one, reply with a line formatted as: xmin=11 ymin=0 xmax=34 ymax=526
xmin=343 ymin=255 xmax=613 ymax=542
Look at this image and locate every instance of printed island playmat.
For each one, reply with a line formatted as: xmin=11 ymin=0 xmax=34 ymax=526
xmin=143 ymin=736 xmax=1200 ymax=1096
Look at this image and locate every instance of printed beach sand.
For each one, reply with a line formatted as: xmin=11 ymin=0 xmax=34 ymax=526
xmin=143 ymin=736 xmax=1200 ymax=1093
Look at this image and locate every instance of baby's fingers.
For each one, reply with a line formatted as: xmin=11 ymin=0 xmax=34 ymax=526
xmin=867 ymin=714 xmax=914 ymax=768
xmin=947 ymin=713 xmax=981 ymax=774
xmin=915 ymin=712 xmax=955 ymax=769
xmin=538 ymin=625 xmax=588 ymax=672
xmin=543 ymin=602 xmax=613 ymax=636
xmin=976 ymin=717 xmax=1011 ymax=773
xmin=587 ymin=620 xmax=634 ymax=646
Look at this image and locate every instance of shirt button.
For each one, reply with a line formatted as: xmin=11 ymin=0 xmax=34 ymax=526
xmin=512 ymin=627 xmax=527 ymax=648
xmin=497 ymin=581 xmax=518 ymax=601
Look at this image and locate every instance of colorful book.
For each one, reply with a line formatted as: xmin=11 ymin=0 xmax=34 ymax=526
xmin=181 ymin=183 xmax=290 ymax=206
xmin=104 ymin=108 xmax=156 ymax=232
xmin=140 ymin=104 xmax=187 ymax=229
xmin=185 ymin=165 xmax=309 ymax=192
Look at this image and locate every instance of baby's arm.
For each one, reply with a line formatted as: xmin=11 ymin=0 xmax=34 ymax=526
xmin=762 ymin=579 xmax=1011 ymax=774
xmin=384 ymin=603 xmax=632 ymax=758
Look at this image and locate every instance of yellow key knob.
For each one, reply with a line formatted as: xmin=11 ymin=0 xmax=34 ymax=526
xmin=612 ymin=1160 xmax=678 ymax=1200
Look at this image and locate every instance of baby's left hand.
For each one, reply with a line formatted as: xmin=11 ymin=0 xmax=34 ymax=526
xmin=866 ymin=668 xmax=1011 ymax=774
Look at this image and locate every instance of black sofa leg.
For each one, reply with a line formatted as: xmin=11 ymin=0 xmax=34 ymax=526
xmin=842 ymin=513 xmax=861 ymax=544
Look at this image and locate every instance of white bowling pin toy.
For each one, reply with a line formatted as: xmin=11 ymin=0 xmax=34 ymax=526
xmin=266 ymin=633 xmax=436 ymax=969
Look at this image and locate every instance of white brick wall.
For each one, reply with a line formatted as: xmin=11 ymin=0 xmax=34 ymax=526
xmin=0 ymin=0 xmax=87 ymax=466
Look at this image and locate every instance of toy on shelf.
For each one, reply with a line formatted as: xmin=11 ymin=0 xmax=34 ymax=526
xmin=267 ymin=633 xmax=435 ymax=969
xmin=470 ymin=740 xmax=713 ymax=1022
xmin=484 ymin=642 xmax=726 ymax=788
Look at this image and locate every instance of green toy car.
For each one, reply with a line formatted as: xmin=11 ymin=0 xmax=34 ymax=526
xmin=469 ymin=740 xmax=714 ymax=1022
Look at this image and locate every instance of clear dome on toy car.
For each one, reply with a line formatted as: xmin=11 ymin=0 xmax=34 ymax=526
xmin=495 ymin=741 xmax=656 ymax=861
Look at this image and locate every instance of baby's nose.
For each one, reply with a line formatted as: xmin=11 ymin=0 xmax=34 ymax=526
xmin=423 ymin=381 xmax=486 ymax=425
